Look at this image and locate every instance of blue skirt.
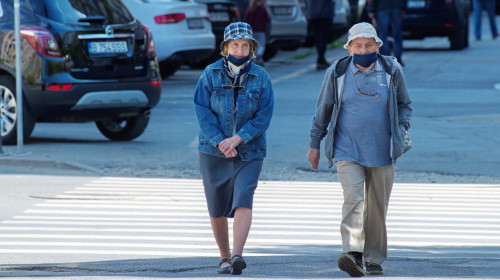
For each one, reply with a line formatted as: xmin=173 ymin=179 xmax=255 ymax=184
xmin=199 ymin=152 xmax=263 ymax=218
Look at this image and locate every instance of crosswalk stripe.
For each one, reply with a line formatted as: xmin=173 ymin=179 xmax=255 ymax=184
xmin=0 ymin=177 xmax=499 ymax=258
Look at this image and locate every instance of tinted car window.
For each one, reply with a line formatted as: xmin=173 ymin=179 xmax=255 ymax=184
xmin=28 ymin=0 xmax=135 ymax=24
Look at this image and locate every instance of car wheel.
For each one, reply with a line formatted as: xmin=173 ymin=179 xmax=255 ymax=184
xmin=159 ymin=61 xmax=181 ymax=79
xmin=95 ymin=115 xmax=150 ymax=141
xmin=449 ymin=17 xmax=468 ymax=50
xmin=0 ymin=75 xmax=36 ymax=145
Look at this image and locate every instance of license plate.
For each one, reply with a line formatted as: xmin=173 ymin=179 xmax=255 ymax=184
xmin=88 ymin=41 xmax=128 ymax=55
xmin=272 ymin=6 xmax=293 ymax=16
xmin=187 ymin=18 xmax=204 ymax=29
xmin=209 ymin=12 xmax=230 ymax=22
xmin=407 ymin=0 xmax=426 ymax=9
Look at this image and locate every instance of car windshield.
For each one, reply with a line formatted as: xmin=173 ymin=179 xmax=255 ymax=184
xmin=28 ymin=0 xmax=135 ymax=25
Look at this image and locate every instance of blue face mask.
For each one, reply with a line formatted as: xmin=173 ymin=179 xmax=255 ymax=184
xmin=227 ymin=54 xmax=251 ymax=66
xmin=353 ymin=51 xmax=378 ymax=68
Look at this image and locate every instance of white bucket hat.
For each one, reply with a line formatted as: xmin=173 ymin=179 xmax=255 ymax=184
xmin=343 ymin=22 xmax=383 ymax=49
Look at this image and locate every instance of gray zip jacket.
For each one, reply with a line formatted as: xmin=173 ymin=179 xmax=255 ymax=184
xmin=310 ymin=54 xmax=412 ymax=168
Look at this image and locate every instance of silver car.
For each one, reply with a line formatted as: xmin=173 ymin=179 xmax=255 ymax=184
xmin=231 ymin=0 xmax=307 ymax=60
xmin=266 ymin=0 xmax=308 ymax=50
xmin=332 ymin=0 xmax=353 ymax=34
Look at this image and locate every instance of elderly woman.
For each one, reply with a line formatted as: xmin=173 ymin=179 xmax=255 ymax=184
xmin=193 ymin=22 xmax=274 ymax=275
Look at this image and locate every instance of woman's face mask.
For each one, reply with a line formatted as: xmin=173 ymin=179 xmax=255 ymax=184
xmin=226 ymin=54 xmax=251 ymax=66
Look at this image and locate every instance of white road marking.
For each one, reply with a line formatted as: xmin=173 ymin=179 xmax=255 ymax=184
xmin=0 ymin=177 xmax=499 ymax=257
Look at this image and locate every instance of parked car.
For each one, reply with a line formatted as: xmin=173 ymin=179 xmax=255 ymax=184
xmin=301 ymin=0 xmax=352 ymax=46
xmin=122 ymin=0 xmax=216 ymax=78
xmin=266 ymin=0 xmax=308 ymax=53
xmin=232 ymin=0 xmax=250 ymax=20
xmin=191 ymin=0 xmax=240 ymax=67
xmin=0 ymin=0 xmax=162 ymax=145
xmin=349 ymin=0 xmax=367 ymax=23
xmin=402 ymin=0 xmax=470 ymax=50
xmin=231 ymin=0 xmax=307 ymax=61
xmin=332 ymin=0 xmax=353 ymax=35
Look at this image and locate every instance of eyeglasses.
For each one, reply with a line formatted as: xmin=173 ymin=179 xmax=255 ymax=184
xmin=349 ymin=67 xmax=379 ymax=97
xmin=357 ymin=87 xmax=379 ymax=97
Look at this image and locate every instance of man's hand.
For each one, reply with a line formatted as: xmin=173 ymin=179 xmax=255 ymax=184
xmin=218 ymin=135 xmax=243 ymax=158
xmin=307 ymin=148 xmax=320 ymax=169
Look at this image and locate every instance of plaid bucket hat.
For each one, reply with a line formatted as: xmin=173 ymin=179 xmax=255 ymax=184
xmin=220 ymin=22 xmax=259 ymax=51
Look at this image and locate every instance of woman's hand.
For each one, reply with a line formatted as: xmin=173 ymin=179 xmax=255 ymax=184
xmin=218 ymin=135 xmax=243 ymax=158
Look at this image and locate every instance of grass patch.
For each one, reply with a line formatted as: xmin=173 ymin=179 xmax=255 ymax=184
xmin=283 ymin=36 xmax=348 ymax=61
xmin=292 ymin=50 xmax=314 ymax=59
xmin=328 ymin=38 xmax=347 ymax=49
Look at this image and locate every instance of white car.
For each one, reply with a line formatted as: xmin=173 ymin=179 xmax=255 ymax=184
xmin=122 ymin=0 xmax=216 ymax=78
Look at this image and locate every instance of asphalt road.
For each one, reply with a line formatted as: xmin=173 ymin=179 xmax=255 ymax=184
xmin=1 ymin=16 xmax=500 ymax=280
xmin=1 ymin=20 xmax=500 ymax=183
xmin=0 ymin=16 xmax=500 ymax=183
xmin=0 ymin=175 xmax=499 ymax=279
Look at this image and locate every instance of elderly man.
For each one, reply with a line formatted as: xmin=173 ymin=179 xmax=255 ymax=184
xmin=307 ymin=22 xmax=412 ymax=277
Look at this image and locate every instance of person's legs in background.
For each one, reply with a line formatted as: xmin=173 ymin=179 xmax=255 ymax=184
xmin=389 ymin=9 xmax=404 ymax=66
xmin=311 ymin=17 xmax=332 ymax=70
xmin=252 ymin=31 xmax=266 ymax=66
xmin=483 ymin=0 xmax=499 ymax=38
xmin=473 ymin=0 xmax=484 ymax=40
xmin=376 ymin=10 xmax=390 ymax=56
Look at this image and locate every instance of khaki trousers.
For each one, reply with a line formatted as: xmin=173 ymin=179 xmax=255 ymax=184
xmin=335 ymin=161 xmax=395 ymax=264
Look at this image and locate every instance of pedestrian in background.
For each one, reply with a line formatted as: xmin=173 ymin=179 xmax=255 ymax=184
xmin=307 ymin=22 xmax=412 ymax=277
xmin=245 ymin=0 xmax=271 ymax=66
xmin=193 ymin=22 xmax=274 ymax=275
xmin=368 ymin=0 xmax=408 ymax=66
xmin=473 ymin=0 xmax=499 ymax=40
xmin=305 ymin=0 xmax=333 ymax=70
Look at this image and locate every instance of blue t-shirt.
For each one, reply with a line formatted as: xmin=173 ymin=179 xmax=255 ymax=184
xmin=333 ymin=60 xmax=392 ymax=167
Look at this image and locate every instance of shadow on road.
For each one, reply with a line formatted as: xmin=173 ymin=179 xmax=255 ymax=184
xmin=1 ymin=244 xmax=499 ymax=278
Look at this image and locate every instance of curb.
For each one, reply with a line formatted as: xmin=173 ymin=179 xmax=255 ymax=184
xmin=0 ymin=155 xmax=101 ymax=175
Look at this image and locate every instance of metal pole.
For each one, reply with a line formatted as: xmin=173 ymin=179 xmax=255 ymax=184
xmin=0 ymin=115 xmax=4 ymax=154
xmin=0 ymin=4 xmax=4 ymax=155
xmin=14 ymin=0 xmax=23 ymax=153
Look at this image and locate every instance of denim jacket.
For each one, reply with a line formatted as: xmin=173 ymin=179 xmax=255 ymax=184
xmin=310 ymin=54 xmax=412 ymax=168
xmin=194 ymin=59 xmax=274 ymax=161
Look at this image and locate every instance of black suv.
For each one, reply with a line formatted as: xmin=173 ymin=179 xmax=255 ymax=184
xmin=0 ymin=0 xmax=162 ymax=145
xmin=402 ymin=0 xmax=471 ymax=50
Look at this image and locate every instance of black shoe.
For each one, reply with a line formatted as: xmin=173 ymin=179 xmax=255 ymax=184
xmin=365 ymin=262 xmax=383 ymax=275
xmin=231 ymin=254 xmax=246 ymax=275
xmin=316 ymin=62 xmax=330 ymax=71
xmin=217 ymin=258 xmax=231 ymax=274
xmin=338 ymin=252 xmax=365 ymax=277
